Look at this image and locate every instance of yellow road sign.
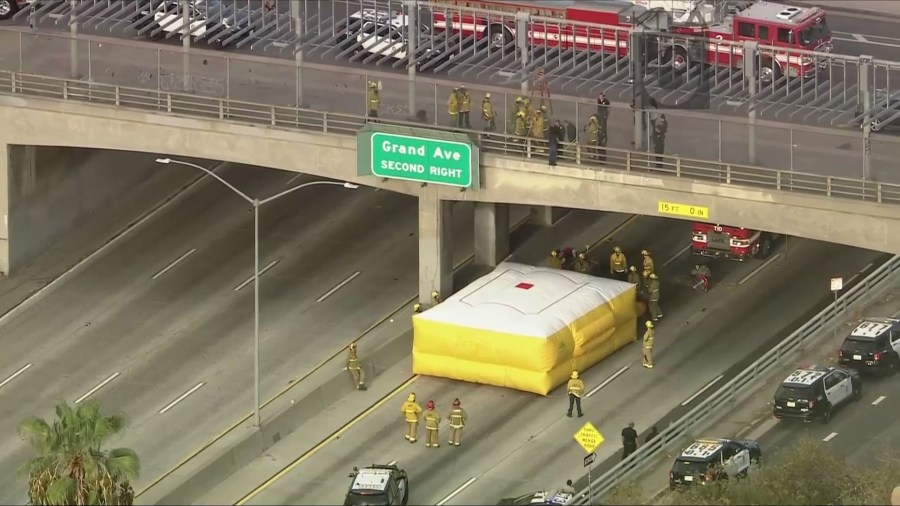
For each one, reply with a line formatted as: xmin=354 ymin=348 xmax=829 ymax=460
xmin=657 ymin=201 xmax=710 ymax=220
xmin=573 ymin=421 xmax=605 ymax=454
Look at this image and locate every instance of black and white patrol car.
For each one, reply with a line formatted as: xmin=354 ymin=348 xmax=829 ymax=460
xmin=335 ymin=9 xmax=450 ymax=71
xmin=496 ymin=489 xmax=574 ymax=505
xmin=668 ymin=437 xmax=761 ymax=489
xmin=344 ymin=464 xmax=409 ymax=506
xmin=773 ymin=365 xmax=861 ymax=423
xmin=839 ymin=318 xmax=900 ymax=375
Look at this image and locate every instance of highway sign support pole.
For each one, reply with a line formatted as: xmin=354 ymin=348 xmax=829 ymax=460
xmin=743 ymin=41 xmax=758 ymax=165
xmin=830 ymin=277 xmax=843 ymax=343
xmin=291 ymin=0 xmax=304 ymax=108
xmin=630 ymin=30 xmax=646 ymax=151
xmin=584 ymin=452 xmax=596 ymax=505
xmin=69 ymin=0 xmax=78 ymax=79
xmin=516 ymin=12 xmax=530 ymax=95
xmin=181 ymin=0 xmax=191 ymax=90
xmin=405 ymin=0 xmax=418 ymax=119
xmin=859 ymin=55 xmax=874 ymax=181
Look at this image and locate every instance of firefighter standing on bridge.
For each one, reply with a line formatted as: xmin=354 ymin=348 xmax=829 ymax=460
xmin=457 ymin=85 xmax=472 ymax=129
xmin=424 ymin=400 xmax=442 ymax=448
xmin=345 ymin=342 xmax=367 ymax=391
xmin=448 ymin=87 xmax=460 ymax=127
xmin=642 ymin=321 xmax=655 ymax=368
xmin=448 ymin=398 xmax=468 ymax=446
xmin=482 ymin=93 xmax=495 ymax=132
xmin=585 ymin=116 xmax=600 ymax=160
xmin=652 ymin=114 xmax=668 ymax=168
xmin=610 ymin=246 xmax=628 ymax=281
xmin=401 ymin=393 xmax=422 ymax=443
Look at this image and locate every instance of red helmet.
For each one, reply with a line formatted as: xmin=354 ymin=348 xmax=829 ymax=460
xmin=452 ymin=398 xmax=461 ymax=407
xmin=426 ymin=400 xmax=435 ymax=410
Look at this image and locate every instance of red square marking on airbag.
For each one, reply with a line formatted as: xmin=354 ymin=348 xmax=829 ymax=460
xmin=516 ymin=282 xmax=534 ymax=290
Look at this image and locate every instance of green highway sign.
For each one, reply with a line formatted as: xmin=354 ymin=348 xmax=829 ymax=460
xmin=369 ymin=132 xmax=474 ymax=188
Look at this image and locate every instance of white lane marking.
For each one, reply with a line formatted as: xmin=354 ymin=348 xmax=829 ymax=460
xmin=853 ymin=33 xmax=868 ymax=42
xmin=833 ymin=36 xmax=900 ymax=49
xmin=317 ymin=271 xmax=362 ymax=303
xmin=151 ymin=248 xmax=197 ymax=279
xmin=437 ymin=476 xmax=477 ymax=506
xmin=0 ymin=163 xmax=226 ymax=330
xmin=234 ymin=260 xmax=280 ymax=292
xmin=662 ymin=244 xmax=691 ymax=268
xmin=284 ymin=173 xmax=305 ymax=186
xmin=586 ymin=366 xmax=629 ymax=398
xmin=158 ymin=382 xmax=206 ymax=414
xmin=872 ymin=395 xmax=887 ymax=406
xmin=387 ymin=460 xmax=397 ymax=466
xmin=823 ymin=432 xmax=838 ymax=442
xmin=738 ymin=253 xmax=783 ymax=285
xmin=681 ymin=374 xmax=724 ymax=406
xmin=0 ymin=363 xmax=33 ymax=390
xmin=74 ymin=372 xmax=121 ymax=404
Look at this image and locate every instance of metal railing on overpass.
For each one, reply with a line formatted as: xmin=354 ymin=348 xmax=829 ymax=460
xmin=10 ymin=0 xmax=900 ymax=128
xmin=3 ymin=69 xmax=900 ymax=206
xmin=568 ymin=253 xmax=900 ymax=505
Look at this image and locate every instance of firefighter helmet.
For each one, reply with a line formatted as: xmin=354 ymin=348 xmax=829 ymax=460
xmin=630 ymin=265 xmax=637 ymax=272
xmin=571 ymin=370 xmax=579 ymax=379
xmin=646 ymin=321 xmax=654 ymax=328
xmin=649 ymin=273 xmax=658 ymax=280
xmin=516 ymin=96 xmax=524 ymax=103
xmin=349 ymin=342 xmax=357 ymax=350
xmin=641 ymin=249 xmax=650 ymax=256
xmin=485 ymin=93 xmax=491 ymax=99
xmin=551 ymin=249 xmax=559 ymax=257
xmin=613 ymin=246 xmax=622 ymax=253
xmin=578 ymin=253 xmax=586 ymax=260
xmin=408 ymin=393 xmax=416 ymax=402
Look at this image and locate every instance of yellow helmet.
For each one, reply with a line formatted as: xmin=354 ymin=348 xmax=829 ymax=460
xmin=629 ymin=265 xmax=636 ymax=272
xmin=349 ymin=342 xmax=357 ymax=350
xmin=413 ymin=302 xmax=422 ymax=313
xmin=571 ymin=371 xmax=579 ymax=379
xmin=646 ymin=321 xmax=654 ymax=328
xmin=408 ymin=393 xmax=416 ymax=402
xmin=641 ymin=250 xmax=650 ymax=256
xmin=485 ymin=93 xmax=491 ymax=99
xmin=550 ymin=249 xmax=559 ymax=257
xmin=649 ymin=273 xmax=658 ymax=280
xmin=517 ymin=110 xmax=526 ymax=118
xmin=516 ymin=96 xmax=524 ymax=103
xmin=613 ymin=246 xmax=622 ymax=253
xmin=524 ymin=99 xmax=531 ymax=105
xmin=369 ymin=81 xmax=377 ymax=88
xmin=431 ymin=290 xmax=440 ymax=300
xmin=643 ymin=269 xmax=651 ymax=276
xmin=578 ymin=253 xmax=586 ymax=260
xmin=589 ymin=115 xmax=598 ymax=123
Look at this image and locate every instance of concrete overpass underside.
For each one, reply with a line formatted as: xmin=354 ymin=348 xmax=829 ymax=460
xmin=0 ymin=95 xmax=897 ymax=301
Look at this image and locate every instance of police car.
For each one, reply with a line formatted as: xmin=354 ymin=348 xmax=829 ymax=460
xmin=130 ymin=0 xmax=252 ymax=46
xmin=335 ymin=9 xmax=450 ymax=71
xmin=839 ymin=318 xmax=900 ymax=375
xmin=344 ymin=464 xmax=409 ymax=506
xmin=496 ymin=489 xmax=574 ymax=505
xmin=668 ymin=437 xmax=761 ymax=489
xmin=773 ymin=365 xmax=861 ymax=423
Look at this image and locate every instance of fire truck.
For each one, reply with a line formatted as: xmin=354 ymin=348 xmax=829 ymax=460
xmin=430 ymin=0 xmax=832 ymax=83
xmin=691 ymin=223 xmax=779 ymax=261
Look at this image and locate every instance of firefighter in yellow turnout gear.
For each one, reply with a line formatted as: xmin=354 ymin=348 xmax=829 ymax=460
xmin=424 ymin=400 xmax=441 ymax=448
xmin=345 ymin=342 xmax=366 ymax=391
xmin=642 ymin=321 xmax=655 ymax=368
xmin=367 ymin=81 xmax=380 ymax=118
xmin=610 ymin=246 xmax=627 ymax=280
xmin=482 ymin=93 xmax=495 ymax=131
xmin=567 ymin=371 xmax=585 ymax=417
xmin=448 ymin=398 xmax=468 ymax=446
xmin=401 ymin=393 xmax=422 ymax=443
xmin=641 ymin=249 xmax=655 ymax=274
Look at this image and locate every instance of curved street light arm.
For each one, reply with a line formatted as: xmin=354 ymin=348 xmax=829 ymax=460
xmin=156 ymin=157 xmax=255 ymax=205
xmin=259 ymin=180 xmax=359 ymax=206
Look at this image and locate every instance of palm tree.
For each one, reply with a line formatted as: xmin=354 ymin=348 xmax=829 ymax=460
xmin=18 ymin=402 xmax=140 ymax=505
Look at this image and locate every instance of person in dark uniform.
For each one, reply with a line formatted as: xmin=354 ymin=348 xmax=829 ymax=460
xmin=564 ymin=119 xmax=577 ymax=143
xmin=621 ymin=421 xmax=639 ymax=460
xmin=652 ymin=113 xmax=668 ymax=168
xmin=548 ymin=120 xmax=562 ymax=167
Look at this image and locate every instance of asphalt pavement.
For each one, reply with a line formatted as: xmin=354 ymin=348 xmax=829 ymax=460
xmin=0 ymin=161 xmax=509 ymax=504
xmin=237 ymin=218 xmax=882 ymax=505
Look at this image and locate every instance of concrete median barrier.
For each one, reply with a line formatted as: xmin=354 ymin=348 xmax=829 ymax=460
xmin=137 ymin=323 xmax=414 ymax=505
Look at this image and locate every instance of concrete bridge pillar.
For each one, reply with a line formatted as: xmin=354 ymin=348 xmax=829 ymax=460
xmin=418 ymin=187 xmax=453 ymax=306
xmin=528 ymin=205 xmax=568 ymax=226
xmin=474 ymin=202 xmax=509 ymax=267
xmin=0 ymin=144 xmax=9 ymax=275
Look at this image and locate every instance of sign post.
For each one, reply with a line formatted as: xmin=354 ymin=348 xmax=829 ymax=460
xmin=574 ymin=422 xmax=605 ymax=505
xmin=831 ymin=277 xmax=843 ymax=340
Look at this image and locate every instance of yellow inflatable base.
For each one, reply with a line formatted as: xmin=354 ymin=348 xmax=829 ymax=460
xmin=412 ymin=318 xmax=637 ymax=396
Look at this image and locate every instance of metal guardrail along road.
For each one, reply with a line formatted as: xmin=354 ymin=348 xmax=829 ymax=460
xmin=11 ymin=0 xmax=900 ymax=129
xmin=568 ymin=254 xmax=900 ymax=505
xmin=3 ymin=69 xmax=900 ymax=207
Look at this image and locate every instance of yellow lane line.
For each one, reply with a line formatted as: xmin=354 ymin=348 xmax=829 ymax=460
xmin=235 ymin=375 xmax=420 ymax=505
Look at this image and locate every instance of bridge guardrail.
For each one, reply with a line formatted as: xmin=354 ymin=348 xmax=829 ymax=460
xmin=2 ymin=70 xmax=900 ymax=206
xmin=568 ymin=254 xmax=900 ymax=505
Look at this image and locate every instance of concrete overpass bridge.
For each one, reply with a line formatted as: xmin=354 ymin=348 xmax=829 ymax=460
xmin=0 ymin=71 xmax=898 ymax=304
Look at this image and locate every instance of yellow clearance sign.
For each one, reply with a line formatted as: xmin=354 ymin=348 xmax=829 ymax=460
xmin=573 ymin=421 xmax=605 ymax=454
xmin=658 ymin=201 xmax=710 ymax=219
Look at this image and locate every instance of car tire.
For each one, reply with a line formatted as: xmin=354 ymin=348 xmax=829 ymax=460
xmin=820 ymin=403 xmax=832 ymax=424
xmin=756 ymin=236 xmax=773 ymax=259
xmin=852 ymin=381 xmax=862 ymax=400
xmin=401 ymin=478 xmax=409 ymax=505
xmin=0 ymin=0 xmax=20 ymax=21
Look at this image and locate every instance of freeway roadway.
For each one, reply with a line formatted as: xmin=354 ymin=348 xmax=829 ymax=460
xmin=239 ymin=220 xmax=883 ymax=504
xmin=3 ymin=30 xmax=899 ymax=185
xmin=0 ymin=159 xmax=509 ymax=504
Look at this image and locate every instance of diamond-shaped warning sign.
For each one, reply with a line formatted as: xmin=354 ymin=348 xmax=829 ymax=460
xmin=573 ymin=422 xmax=604 ymax=454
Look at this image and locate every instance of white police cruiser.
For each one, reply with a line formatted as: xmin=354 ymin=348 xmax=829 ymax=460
xmin=131 ymin=0 xmax=251 ymax=46
xmin=496 ymin=489 xmax=574 ymax=505
xmin=839 ymin=317 xmax=900 ymax=374
xmin=344 ymin=464 xmax=409 ymax=506
xmin=773 ymin=365 xmax=861 ymax=423
xmin=336 ymin=8 xmax=449 ymax=71
xmin=669 ymin=437 xmax=761 ymax=489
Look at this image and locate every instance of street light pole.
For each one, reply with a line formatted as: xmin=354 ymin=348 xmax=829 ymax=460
xmin=156 ymin=158 xmax=358 ymax=427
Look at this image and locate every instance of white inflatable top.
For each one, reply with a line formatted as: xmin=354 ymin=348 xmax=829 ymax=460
xmin=415 ymin=262 xmax=633 ymax=337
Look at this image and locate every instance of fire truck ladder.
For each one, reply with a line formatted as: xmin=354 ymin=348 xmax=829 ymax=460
xmin=530 ymin=67 xmax=553 ymax=116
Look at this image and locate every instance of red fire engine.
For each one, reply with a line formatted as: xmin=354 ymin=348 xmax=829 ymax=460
xmin=431 ymin=0 xmax=832 ymax=82
xmin=691 ymin=223 xmax=779 ymax=261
